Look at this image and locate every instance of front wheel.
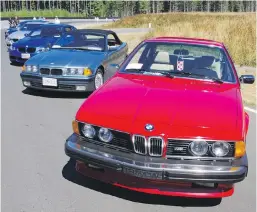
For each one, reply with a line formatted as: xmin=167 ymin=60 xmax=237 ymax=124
xmin=94 ymin=70 xmax=104 ymax=90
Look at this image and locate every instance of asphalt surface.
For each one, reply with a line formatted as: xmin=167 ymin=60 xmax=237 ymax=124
xmin=0 ymin=19 xmax=116 ymax=30
xmin=1 ymin=28 xmax=256 ymax=212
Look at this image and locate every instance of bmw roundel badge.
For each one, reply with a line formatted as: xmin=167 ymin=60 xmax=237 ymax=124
xmin=145 ymin=124 xmax=154 ymax=131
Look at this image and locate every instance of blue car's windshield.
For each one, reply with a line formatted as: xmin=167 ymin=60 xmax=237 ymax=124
xmin=40 ymin=26 xmax=62 ymax=37
xmin=20 ymin=23 xmax=43 ymax=31
xmin=53 ymin=33 xmax=105 ymax=51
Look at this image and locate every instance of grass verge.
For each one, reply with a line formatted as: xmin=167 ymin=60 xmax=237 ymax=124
xmin=1 ymin=9 xmax=84 ymax=18
xmin=105 ymin=12 xmax=256 ymax=67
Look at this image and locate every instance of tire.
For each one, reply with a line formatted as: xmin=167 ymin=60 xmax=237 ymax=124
xmin=94 ymin=69 xmax=104 ymax=90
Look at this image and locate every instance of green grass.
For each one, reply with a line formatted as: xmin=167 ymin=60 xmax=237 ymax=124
xmin=105 ymin=12 xmax=256 ymax=67
xmin=1 ymin=9 xmax=85 ymax=18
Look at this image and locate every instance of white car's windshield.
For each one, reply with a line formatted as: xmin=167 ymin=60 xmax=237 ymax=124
xmin=120 ymin=42 xmax=236 ymax=83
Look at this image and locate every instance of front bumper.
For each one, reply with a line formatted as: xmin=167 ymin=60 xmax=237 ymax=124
xmin=20 ymin=72 xmax=95 ymax=92
xmin=65 ymin=133 xmax=248 ymax=185
xmin=9 ymin=50 xmax=37 ymax=64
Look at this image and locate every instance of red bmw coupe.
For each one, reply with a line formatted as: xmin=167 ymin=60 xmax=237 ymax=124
xmin=65 ymin=37 xmax=255 ymax=199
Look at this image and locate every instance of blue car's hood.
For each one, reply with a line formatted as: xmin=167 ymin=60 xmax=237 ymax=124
xmin=14 ymin=36 xmax=59 ymax=48
xmin=27 ymin=49 xmax=107 ymax=69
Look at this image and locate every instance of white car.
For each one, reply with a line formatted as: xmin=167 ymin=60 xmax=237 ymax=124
xmin=5 ymin=22 xmax=49 ymax=47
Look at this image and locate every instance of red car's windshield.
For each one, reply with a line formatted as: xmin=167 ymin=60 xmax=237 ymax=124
xmin=120 ymin=42 xmax=236 ymax=83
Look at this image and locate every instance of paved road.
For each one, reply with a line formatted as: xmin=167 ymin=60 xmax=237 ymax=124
xmin=1 ymin=29 xmax=256 ymax=212
xmin=0 ymin=19 xmax=117 ymax=29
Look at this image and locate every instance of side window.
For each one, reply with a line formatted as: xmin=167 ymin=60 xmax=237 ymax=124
xmin=64 ymin=27 xmax=72 ymax=32
xmin=129 ymin=45 xmax=147 ymax=64
xmin=107 ymin=34 xmax=120 ymax=47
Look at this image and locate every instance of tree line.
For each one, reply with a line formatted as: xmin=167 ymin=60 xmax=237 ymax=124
xmin=1 ymin=1 xmax=256 ymax=17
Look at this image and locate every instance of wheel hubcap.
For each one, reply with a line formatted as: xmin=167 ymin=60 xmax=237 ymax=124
xmin=95 ymin=73 xmax=103 ymax=89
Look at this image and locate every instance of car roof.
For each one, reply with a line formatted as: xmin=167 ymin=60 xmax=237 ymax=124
xmin=145 ymin=37 xmax=224 ymax=47
xmin=40 ymin=23 xmax=72 ymax=28
xmin=25 ymin=21 xmax=49 ymax=25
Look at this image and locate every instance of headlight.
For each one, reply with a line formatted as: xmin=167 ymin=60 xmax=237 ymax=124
xmin=98 ymin=128 xmax=113 ymax=143
xmin=9 ymin=45 xmax=15 ymax=51
xmin=62 ymin=67 xmax=92 ymax=76
xmin=36 ymin=47 xmax=49 ymax=52
xmin=189 ymin=140 xmax=208 ymax=156
xmin=26 ymin=65 xmax=32 ymax=72
xmin=32 ymin=65 xmax=38 ymax=72
xmin=81 ymin=124 xmax=95 ymax=138
xmin=211 ymin=142 xmax=230 ymax=157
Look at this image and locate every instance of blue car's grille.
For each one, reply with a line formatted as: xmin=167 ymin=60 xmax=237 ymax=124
xmin=40 ymin=68 xmax=50 ymax=75
xmin=51 ymin=69 xmax=62 ymax=75
xmin=18 ymin=47 xmax=26 ymax=53
xmin=27 ymin=48 xmax=36 ymax=53
xmin=18 ymin=47 xmax=36 ymax=53
xmin=40 ymin=68 xmax=62 ymax=76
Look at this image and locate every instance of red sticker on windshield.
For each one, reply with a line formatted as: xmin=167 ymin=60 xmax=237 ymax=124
xmin=177 ymin=60 xmax=184 ymax=71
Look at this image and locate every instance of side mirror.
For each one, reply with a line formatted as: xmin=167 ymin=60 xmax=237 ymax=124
xmin=108 ymin=63 xmax=120 ymax=72
xmin=239 ymin=75 xmax=255 ymax=84
xmin=110 ymin=63 xmax=120 ymax=69
xmin=108 ymin=46 xmax=117 ymax=51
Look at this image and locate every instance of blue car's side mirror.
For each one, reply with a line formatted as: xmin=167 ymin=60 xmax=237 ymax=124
xmin=110 ymin=64 xmax=120 ymax=69
xmin=108 ymin=46 xmax=117 ymax=51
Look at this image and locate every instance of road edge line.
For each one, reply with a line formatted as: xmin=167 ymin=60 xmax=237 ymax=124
xmin=244 ymin=106 xmax=257 ymax=114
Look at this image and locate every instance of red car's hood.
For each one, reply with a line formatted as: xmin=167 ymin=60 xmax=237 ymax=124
xmin=76 ymin=74 xmax=242 ymax=140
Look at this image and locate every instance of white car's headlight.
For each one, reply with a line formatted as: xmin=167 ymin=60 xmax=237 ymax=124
xmin=189 ymin=140 xmax=209 ymax=156
xmin=81 ymin=124 xmax=95 ymax=138
xmin=211 ymin=142 xmax=231 ymax=157
xmin=98 ymin=128 xmax=113 ymax=143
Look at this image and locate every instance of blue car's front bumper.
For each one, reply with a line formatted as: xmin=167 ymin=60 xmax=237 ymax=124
xmin=9 ymin=50 xmax=38 ymax=64
xmin=20 ymin=72 xmax=96 ymax=92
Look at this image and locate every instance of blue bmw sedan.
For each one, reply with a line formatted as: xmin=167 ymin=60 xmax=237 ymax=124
xmin=9 ymin=24 xmax=77 ymax=64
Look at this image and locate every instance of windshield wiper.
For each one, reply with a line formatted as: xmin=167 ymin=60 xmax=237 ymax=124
xmin=170 ymin=71 xmax=223 ymax=84
xmin=125 ymin=69 xmax=174 ymax=79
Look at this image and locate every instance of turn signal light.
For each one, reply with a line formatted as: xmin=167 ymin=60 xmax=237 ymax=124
xmin=83 ymin=68 xmax=92 ymax=76
xmin=22 ymin=65 xmax=25 ymax=71
xmin=72 ymin=120 xmax=79 ymax=134
xmin=235 ymin=141 xmax=246 ymax=158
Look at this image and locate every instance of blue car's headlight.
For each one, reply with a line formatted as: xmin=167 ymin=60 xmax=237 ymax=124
xmin=23 ymin=65 xmax=38 ymax=72
xmin=36 ymin=47 xmax=49 ymax=52
xmin=9 ymin=45 xmax=16 ymax=51
xmin=63 ymin=67 xmax=92 ymax=76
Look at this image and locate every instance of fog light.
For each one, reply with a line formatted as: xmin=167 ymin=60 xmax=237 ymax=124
xmin=76 ymin=85 xmax=86 ymax=91
xmin=23 ymin=81 xmax=31 ymax=86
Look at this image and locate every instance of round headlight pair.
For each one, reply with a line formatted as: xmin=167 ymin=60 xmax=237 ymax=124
xmin=190 ymin=140 xmax=230 ymax=157
xmin=36 ymin=47 xmax=49 ymax=52
xmin=81 ymin=124 xmax=113 ymax=143
xmin=63 ymin=68 xmax=84 ymax=75
xmin=26 ymin=65 xmax=38 ymax=72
